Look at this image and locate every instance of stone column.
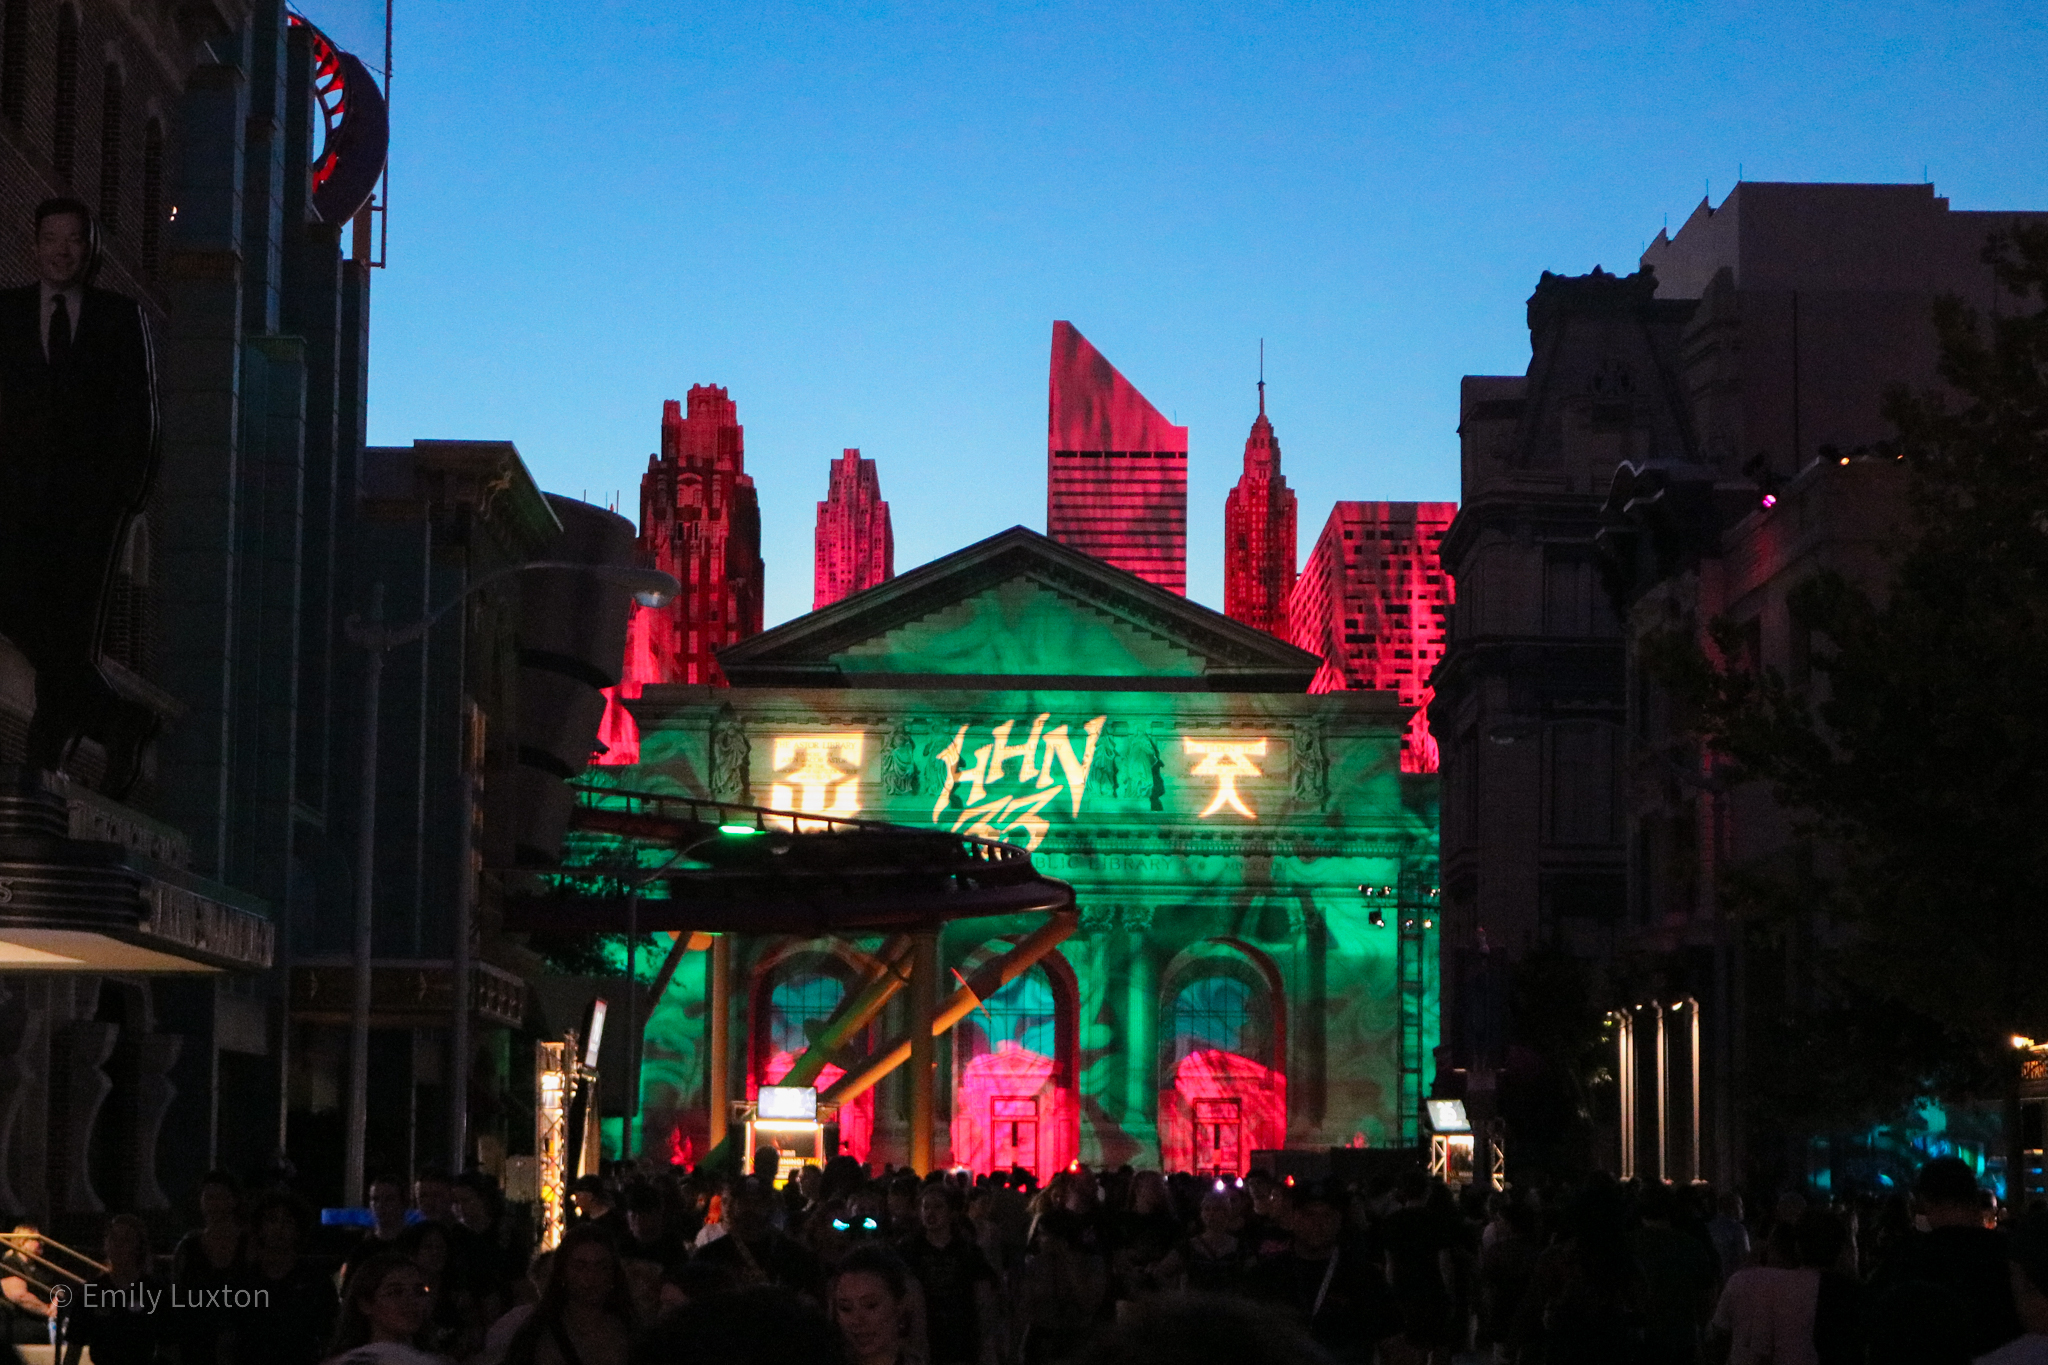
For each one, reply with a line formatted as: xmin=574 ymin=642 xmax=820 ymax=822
xmin=132 ymin=1033 xmax=183 ymax=1212
xmin=58 ymin=1019 xmax=118 ymax=1214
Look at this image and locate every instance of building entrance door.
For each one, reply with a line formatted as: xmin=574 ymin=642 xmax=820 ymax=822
xmin=992 ymin=1097 xmax=1038 ymax=1171
xmin=1193 ymin=1097 xmax=1242 ymax=1174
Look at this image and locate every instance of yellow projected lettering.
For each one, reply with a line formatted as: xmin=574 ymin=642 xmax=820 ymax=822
xmin=933 ymin=714 xmax=1105 ymax=849
xmin=1184 ymin=738 xmax=1268 ymax=819
xmin=770 ymin=734 xmax=865 ymax=816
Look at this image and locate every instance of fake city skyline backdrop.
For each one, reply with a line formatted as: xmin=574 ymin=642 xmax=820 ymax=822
xmin=302 ymin=0 xmax=2048 ymax=625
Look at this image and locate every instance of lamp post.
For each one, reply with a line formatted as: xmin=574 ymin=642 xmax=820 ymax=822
xmin=341 ymin=560 xmax=678 ymax=1205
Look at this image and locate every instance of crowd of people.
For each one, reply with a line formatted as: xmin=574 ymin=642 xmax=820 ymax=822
xmin=5 ymin=1150 xmax=2048 ymax=1364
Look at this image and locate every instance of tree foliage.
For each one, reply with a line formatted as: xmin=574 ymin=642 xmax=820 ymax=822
xmin=1648 ymin=225 xmax=2048 ymax=1086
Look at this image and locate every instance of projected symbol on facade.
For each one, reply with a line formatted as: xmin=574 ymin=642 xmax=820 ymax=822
xmin=932 ymin=715 xmax=1106 ymax=850
xmin=1183 ymin=738 xmax=1269 ymax=819
xmin=770 ymin=734 xmax=865 ymax=815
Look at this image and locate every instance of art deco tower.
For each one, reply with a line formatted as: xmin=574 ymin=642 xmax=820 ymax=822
xmin=634 ymin=386 xmax=764 ymax=687
xmin=814 ymin=448 xmax=895 ymax=609
xmin=1223 ymin=377 xmax=1297 ymax=639
xmin=1046 ymin=321 xmax=1189 ymax=594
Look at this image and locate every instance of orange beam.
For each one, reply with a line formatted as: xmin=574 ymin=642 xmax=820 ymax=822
xmin=819 ymin=912 xmax=1077 ymax=1107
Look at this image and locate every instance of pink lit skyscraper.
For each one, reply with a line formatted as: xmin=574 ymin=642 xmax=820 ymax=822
xmin=1046 ymin=321 xmax=1189 ymax=594
xmin=814 ymin=448 xmax=894 ymax=609
xmin=1223 ymin=377 xmax=1297 ymax=639
xmin=1289 ymin=501 xmax=1456 ymax=772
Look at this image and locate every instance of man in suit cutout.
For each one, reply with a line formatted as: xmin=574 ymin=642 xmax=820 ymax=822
xmin=0 ymin=197 xmax=160 ymax=793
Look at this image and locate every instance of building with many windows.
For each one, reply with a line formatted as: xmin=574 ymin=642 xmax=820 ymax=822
xmin=1046 ymin=322 xmax=1189 ymax=595
xmin=1289 ymin=502 xmax=1455 ymax=774
xmin=814 ymin=448 xmax=894 ymax=610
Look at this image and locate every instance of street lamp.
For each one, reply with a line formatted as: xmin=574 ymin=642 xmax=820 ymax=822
xmin=340 ymin=560 xmax=677 ymax=1205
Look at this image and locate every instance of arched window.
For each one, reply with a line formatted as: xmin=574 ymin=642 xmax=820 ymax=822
xmin=752 ymin=952 xmax=873 ymax=1161
xmin=97 ymin=62 xmax=121 ymax=231
xmin=1157 ymin=948 xmax=1287 ymax=1175
xmin=1 ymin=0 xmax=26 ymax=125
xmin=140 ymin=118 xmax=162 ymax=278
xmin=52 ymin=6 xmax=77 ymax=182
xmin=951 ymin=953 xmax=1078 ymax=1179
xmin=767 ymin=972 xmax=843 ymax=1060
xmin=977 ymin=970 xmax=1055 ymax=1059
xmin=1169 ymin=976 xmax=1254 ymax=1063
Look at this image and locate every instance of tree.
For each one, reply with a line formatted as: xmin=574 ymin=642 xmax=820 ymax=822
xmin=1648 ymin=225 xmax=2048 ymax=1114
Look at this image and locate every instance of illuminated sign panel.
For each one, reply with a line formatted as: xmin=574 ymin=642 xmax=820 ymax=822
xmin=770 ymin=734 xmax=865 ymax=815
xmin=1183 ymin=738 xmax=1267 ymax=819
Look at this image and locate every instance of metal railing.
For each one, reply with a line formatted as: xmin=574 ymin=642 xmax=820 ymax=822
xmin=0 ymin=1228 xmax=109 ymax=1297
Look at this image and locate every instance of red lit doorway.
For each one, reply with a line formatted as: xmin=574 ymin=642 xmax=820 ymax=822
xmin=950 ymin=959 xmax=1076 ymax=1179
xmin=1158 ymin=964 xmax=1286 ymax=1172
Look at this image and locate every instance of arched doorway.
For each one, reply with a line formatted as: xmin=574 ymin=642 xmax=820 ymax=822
xmin=750 ymin=950 xmax=874 ymax=1161
xmin=1158 ymin=947 xmax=1286 ymax=1175
xmin=950 ymin=951 xmax=1077 ymax=1180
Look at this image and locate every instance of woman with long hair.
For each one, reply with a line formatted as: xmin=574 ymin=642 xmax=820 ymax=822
xmin=831 ymin=1245 xmax=923 ymax=1365
xmin=323 ymin=1252 xmax=446 ymax=1365
xmin=502 ymin=1225 xmax=635 ymax=1365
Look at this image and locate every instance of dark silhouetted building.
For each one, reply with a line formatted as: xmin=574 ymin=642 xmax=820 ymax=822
xmin=814 ymin=448 xmax=894 ymax=609
xmin=1223 ymin=380 xmax=1297 ymax=640
xmin=636 ymin=388 xmax=765 ymax=686
xmin=1289 ymin=502 xmax=1455 ymax=774
xmin=1047 ymin=321 xmax=1189 ymax=594
xmin=1435 ymin=182 xmax=2048 ymax=1190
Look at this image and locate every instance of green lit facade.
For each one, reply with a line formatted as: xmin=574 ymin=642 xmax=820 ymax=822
xmin=596 ymin=528 xmax=1438 ymax=1174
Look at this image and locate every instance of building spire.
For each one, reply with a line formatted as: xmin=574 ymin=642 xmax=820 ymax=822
xmin=1258 ymin=338 xmax=1265 ymax=416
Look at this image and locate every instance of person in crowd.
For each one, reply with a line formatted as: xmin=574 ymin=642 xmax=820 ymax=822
xmin=832 ymin=1244 xmax=922 ymax=1365
xmin=1978 ymin=1211 xmax=2048 ymax=1365
xmin=343 ymin=1174 xmax=414 ymax=1278
xmin=570 ymin=1175 xmax=631 ymax=1244
xmin=1155 ymin=1183 xmax=1250 ymax=1297
xmin=1240 ymin=1172 xmax=1293 ymax=1259
xmin=475 ymin=1251 xmax=551 ymax=1365
xmin=1111 ymin=1171 xmax=1182 ymax=1301
xmin=1067 ymin=1293 xmax=1336 ymax=1365
xmin=1865 ymin=1157 xmax=2026 ymax=1364
xmin=1632 ymin=1180 xmax=1719 ymax=1363
xmin=323 ymin=1251 xmax=447 ymax=1365
xmin=395 ymin=1220 xmax=479 ymax=1359
xmin=1249 ymin=1180 xmax=1400 ymax=1365
xmin=885 ymin=1175 xmax=922 ymax=1238
xmin=630 ymin=1286 xmax=845 ymax=1365
xmin=1378 ymin=1171 xmax=1456 ymax=1364
xmin=224 ymin=1191 xmax=339 ymax=1365
xmin=172 ymin=1169 xmax=247 ymax=1365
xmin=1509 ymin=1174 xmax=1649 ymax=1363
xmin=694 ymin=1174 xmax=828 ymax=1299
xmin=58 ymin=1214 xmax=161 ymax=1365
xmin=623 ymin=1185 xmax=692 ymax=1273
xmin=898 ymin=1183 xmax=999 ymax=1365
xmin=0 ymin=1221 xmax=51 ymax=1348
xmin=1017 ymin=1198 xmax=1108 ymax=1364
xmin=502 ymin=1225 xmax=636 ymax=1365
xmin=1709 ymin=1191 xmax=1753 ymax=1282
xmin=452 ymin=1173 xmax=515 ymax=1316
xmin=1477 ymin=1197 xmax=1538 ymax=1355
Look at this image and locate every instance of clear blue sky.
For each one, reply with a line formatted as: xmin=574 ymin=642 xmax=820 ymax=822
xmin=303 ymin=0 xmax=2047 ymax=627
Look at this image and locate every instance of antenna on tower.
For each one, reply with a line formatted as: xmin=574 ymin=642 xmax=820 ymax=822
xmin=1258 ymin=338 xmax=1265 ymax=416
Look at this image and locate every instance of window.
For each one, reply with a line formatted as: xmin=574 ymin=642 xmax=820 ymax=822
xmin=768 ymin=973 xmax=844 ymax=1057
xmin=53 ymin=6 xmax=77 ymax=182
xmin=97 ymin=64 xmax=121 ymax=230
xmin=1170 ymin=976 xmax=1253 ymax=1062
xmin=980 ymin=969 xmax=1054 ymax=1057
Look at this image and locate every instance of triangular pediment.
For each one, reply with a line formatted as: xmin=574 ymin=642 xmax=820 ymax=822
xmin=718 ymin=527 xmax=1319 ymax=691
